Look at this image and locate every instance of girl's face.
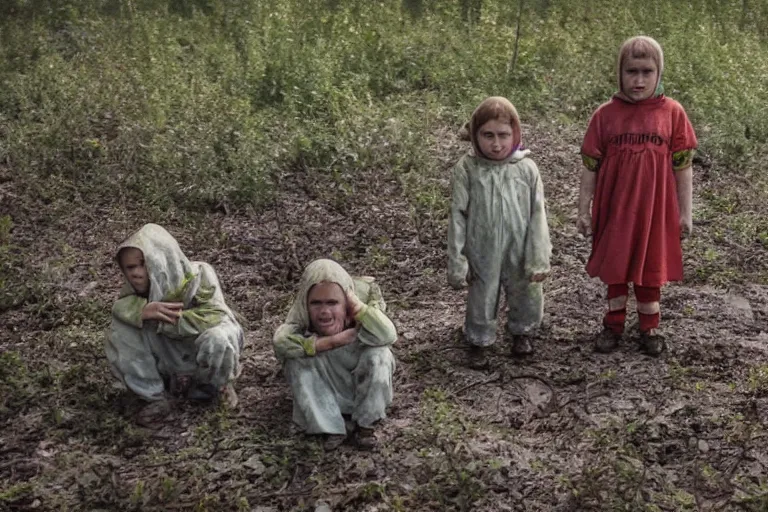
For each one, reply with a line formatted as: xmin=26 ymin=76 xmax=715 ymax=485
xmin=119 ymin=248 xmax=149 ymax=296
xmin=307 ymin=281 xmax=347 ymax=336
xmin=621 ymin=56 xmax=659 ymax=102
xmin=477 ymin=118 xmax=515 ymax=160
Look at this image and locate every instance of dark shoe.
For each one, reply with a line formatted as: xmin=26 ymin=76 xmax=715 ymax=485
xmin=186 ymin=383 xmax=218 ymax=402
xmin=187 ymin=382 xmax=239 ymax=408
xmin=355 ymin=427 xmax=378 ymax=451
xmin=136 ymin=399 xmax=172 ymax=428
xmin=640 ymin=331 xmax=667 ymax=356
xmin=510 ymin=335 xmax=535 ymax=357
xmin=594 ymin=328 xmax=621 ymax=353
xmin=466 ymin=344 xmax=490 ymax=370
xmin=323 ymin=434 xmax=347 ymax=451
xmin=344 ymin=418 xmax=358 ymax=435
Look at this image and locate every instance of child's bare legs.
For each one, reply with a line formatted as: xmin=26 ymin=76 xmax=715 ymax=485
xmin=635 ymin=285 xmax=665 ymax=356
xmin=595 ymin=284 xmax=628 ymax=352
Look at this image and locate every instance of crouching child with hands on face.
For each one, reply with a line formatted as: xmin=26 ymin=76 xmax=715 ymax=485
xmin=105 ymin=224 xmax=244 ymax=427
xmin=273 ymin=259 xmax=397 ymax=450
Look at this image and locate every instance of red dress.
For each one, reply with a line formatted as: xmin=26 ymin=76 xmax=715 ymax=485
xmin=581 ymin=95 xmax=698 ymax=287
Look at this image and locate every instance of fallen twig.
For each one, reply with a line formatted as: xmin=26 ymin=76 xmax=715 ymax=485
xmin=584 ymin=380 xmax=610 ymax=415
xmin=450 ymin=371 xmax=559 ymax=412
xmin=724 ymin=446 xmax=748 ymax=481
xmin=508 ymin=373 xmax=559 ymax=411
xmin=243 ymin=466 xmax=315 ymax=501
xmin=625 ymin=456 xmax=647 ymax=505
xmin=450 ymin=372 xmax=501 ymax=397
xmin=0 ymin=457 xmax=24 ymax=472
xmin=692 ymin=459 xmax=713 ymax=511
xmin=246 ymin=485 xmax=318 ymax=501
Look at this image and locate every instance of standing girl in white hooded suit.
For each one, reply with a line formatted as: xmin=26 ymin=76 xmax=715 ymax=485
xmin=448 ymin=97 xmax=552 ymax=366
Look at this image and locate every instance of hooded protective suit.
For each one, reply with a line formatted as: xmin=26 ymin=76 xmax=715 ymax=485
xmin=448 ymin=102 xmax=552 ymax=346
xmin=273 ymin=259 xmax=396 ymax=435
xmin=105 ymin=224 xmax=244 ymax=401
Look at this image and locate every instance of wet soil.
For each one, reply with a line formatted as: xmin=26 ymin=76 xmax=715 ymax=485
xmin=1 ymin=122 xmax=767 ymax=511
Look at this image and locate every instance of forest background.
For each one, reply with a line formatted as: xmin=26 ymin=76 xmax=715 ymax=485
xmin=2 ymin=0 xmax=768 ymax=510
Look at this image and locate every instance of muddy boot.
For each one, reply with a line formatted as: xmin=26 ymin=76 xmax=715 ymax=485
xmin=640 ymin=330 xmax=667 ymax=356
xmin=594 ymin=328 xmax=621 ymax=353
xmin=344 ymin=417 xmax=358 ymax=435
xmin=187 ymin=383 xmax=218 ymax=402
xmin=510 ymin=335 xmax=535 ymax=357
xmin=136 ymin=399 xmax=172 ymax=428
xmin=323 ymin=434 xmax=347 ymax=451
xmin=187 ymin=382 xmax=239 ymax=408
xmin=466 ymin=344 xmax=490 ymax=370
xmin=355 ymin=427 xmax=378 ymax=451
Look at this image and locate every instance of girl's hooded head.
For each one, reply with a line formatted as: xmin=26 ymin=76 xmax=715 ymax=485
xmin=115 ymin=223 xmax=194 ymax=302
xmin=617 ymin=36 xmax=664 ymax=102
xmin=290 ymin=259 xmax=355 ymax=336
xmin=465 ymin=96 xmax=522 ymax=160
xmin=118 ymin=247 xmax=149 ymax=296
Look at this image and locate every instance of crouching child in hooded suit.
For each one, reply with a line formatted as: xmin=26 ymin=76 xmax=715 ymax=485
xmin=105 ymin=223 xmax=244 ymax=426
xmin=273 ymin=259 xmax=397 ymax=450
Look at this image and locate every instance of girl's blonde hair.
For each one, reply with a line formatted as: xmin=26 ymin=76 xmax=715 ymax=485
xmin=617 ymin=36 xmax=664 ymax=93
xmin=459 ymin=96 xmax=522 ymax=157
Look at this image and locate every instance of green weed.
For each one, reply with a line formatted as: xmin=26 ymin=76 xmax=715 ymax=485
xmin=0 ymin=482 xmax=34 ymax=504
xmin=129 ymin=480 xmax=145 ymax=507
xmin=748 ymin=365 xmax=768 ymax=394
xmin=2 ymin=0 xmax=767 ymax=219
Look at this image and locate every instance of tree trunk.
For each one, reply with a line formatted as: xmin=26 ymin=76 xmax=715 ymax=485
xmin=740 ymin=0 xmax=748 ymax=30
xmin=509 ymin=0 xmax=524 ymax=74
xmin=460 ymin=0 xmax=483 ymax=26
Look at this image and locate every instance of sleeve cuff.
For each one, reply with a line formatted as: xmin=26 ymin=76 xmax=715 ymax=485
xmin=581 ymin=154 xmax=600 ymax=172
xmin=302 ymin=336 xmax=317 ymax=356
xmin=354 ymin=304 xmax=370 ymax=322
xmin=285 ymin=334 xmax=317 ymax=357
xmin=672 ymin=149 xmax=695 ymax=170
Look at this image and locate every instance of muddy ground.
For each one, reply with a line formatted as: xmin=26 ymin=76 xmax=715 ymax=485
xmin=2 ymin=122 xmax=768 ymax=511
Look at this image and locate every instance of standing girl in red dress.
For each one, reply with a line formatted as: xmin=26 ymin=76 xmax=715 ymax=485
xmin=577 ymin=36 xmax=697 ymax=356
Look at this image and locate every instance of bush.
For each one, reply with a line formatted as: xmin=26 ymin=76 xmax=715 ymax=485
xmin=1 ymin=0 xmax=767 ymax=213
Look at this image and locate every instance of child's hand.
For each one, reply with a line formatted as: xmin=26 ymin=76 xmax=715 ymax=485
xmin=345 ymin=289 xmax=365 ymax=319
xmin=142 ymin=302 xmax=183 ymax=324
xmin=577 ymin=213 xmax=592 ymax=237
xmin=530 ymin=272 xmax=549 ymax=283
xmin=679 ymin=215 xmax=693 ymax=238
xmin=334 ymin=326 xmax=360 ymax=347
xmin=315 ymin=326 xmax=360 ymax=352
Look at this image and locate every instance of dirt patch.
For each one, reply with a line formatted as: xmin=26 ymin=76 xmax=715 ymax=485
xmin=2 ymin=122 xmax=768 ymax=511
